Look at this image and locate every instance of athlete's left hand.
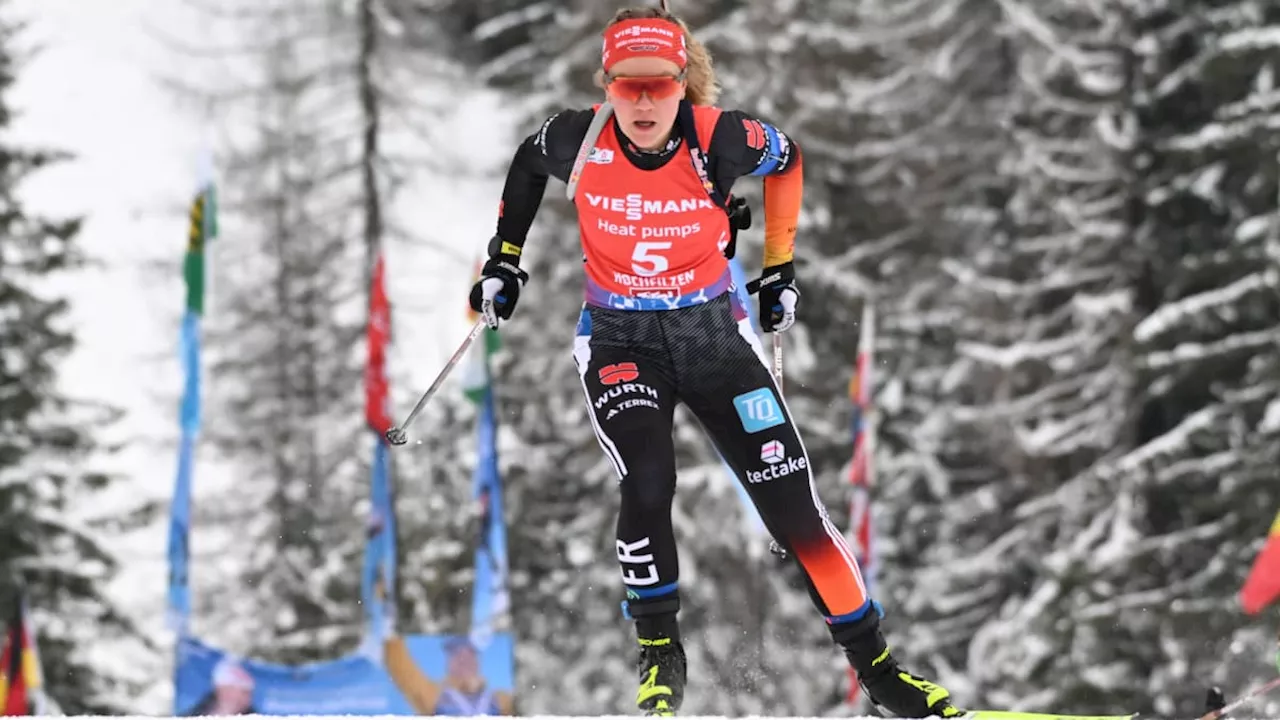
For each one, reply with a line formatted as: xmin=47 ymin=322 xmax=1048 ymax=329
xmin=746 ymin=261 xmax=800 ymax=333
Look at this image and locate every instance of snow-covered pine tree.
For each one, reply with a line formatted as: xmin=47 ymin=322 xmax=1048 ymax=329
xmin=0 ymin=9 xmax=153 ymax=712
xmin=883 ymin=0 xmax=1156 ymax=712
xmin=905 ymin=1 xmax=1280 ymax=714
xmin=1107 ymin=1 xmax=1280 ymax=714
xmin=729 ymin=3 xmax=1033 ymax=710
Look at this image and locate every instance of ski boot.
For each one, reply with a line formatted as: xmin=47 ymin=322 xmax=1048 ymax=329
xmin=833 ymin=607 xmax=961 ymax=718
xmin=627 ymin=597 xmax=686 ymax=717
xmin=636 ymin=635 xmax=687 ymax=717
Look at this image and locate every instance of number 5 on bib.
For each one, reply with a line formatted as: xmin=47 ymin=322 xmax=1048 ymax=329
xmin=632 ymin=242 xmax=672 ymax=277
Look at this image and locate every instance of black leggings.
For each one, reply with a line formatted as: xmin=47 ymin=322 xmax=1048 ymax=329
xmin=572 ymin=293 xmax=872 ymax=625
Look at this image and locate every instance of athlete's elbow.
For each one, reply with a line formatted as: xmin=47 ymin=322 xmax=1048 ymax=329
xmin=512 ymin=133 xmax=544 ymax=172
xmin=780 ymin=140 xmax=803 ymax=176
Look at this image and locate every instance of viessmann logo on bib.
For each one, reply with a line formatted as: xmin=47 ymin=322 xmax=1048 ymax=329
xmin=584 ymin=192 xmax=716 ymax=221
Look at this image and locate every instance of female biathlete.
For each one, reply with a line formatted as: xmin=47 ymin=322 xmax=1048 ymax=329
xmin=468 ymin=4 xmax=962 ymax=717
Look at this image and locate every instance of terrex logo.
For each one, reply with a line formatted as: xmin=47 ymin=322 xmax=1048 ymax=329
xmin=584 ymin=193 xmax=716 ymax=221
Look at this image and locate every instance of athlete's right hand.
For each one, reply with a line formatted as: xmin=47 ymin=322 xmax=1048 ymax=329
xmin=468 ymin=253 xmax=529 ymax=329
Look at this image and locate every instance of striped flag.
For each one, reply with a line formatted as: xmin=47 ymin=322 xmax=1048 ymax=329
xmin=167 ymin=170 xmax=217 ymax=635
xmin=365 ymin=252 xmax=393 ymax=435
xmin=846 ymin=301 xmax=877 ymax=704
xmin=361 ymin=250 xmax=396 ymax=654
xmin=0 ymin=593 xmax=45 ymax=716
xmin=1242 ymin=508 xmax=1280 ymax=615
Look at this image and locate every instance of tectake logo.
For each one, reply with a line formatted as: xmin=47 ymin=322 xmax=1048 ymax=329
xmin=746 ymin=454 xmax=807 ymax=484
xmin=760 ymin=440 xmax=785 ymax=464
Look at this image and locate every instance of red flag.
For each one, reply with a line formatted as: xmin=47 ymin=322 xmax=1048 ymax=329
xmin=1 ymin=604 xmax=28 ymax=716
xmin=365 ymin=253 xmax=392 ymax=434
xmin=1241 ymin=509 xmax=1280 ymax=615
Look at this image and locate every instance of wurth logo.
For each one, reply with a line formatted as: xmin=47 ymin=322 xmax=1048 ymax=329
xmin=584 ymin=192 xmax=716 ymax=221
xmin=594 ymin=382 xmax=658 ymax=410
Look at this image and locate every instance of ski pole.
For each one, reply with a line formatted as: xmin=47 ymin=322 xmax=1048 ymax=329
xmin=771 ymin=332 xmax=783 ymax=391
xmin=1196 ymin=676 xmax=1280 ymax=720
xmin=385 ymin=318 xmax=487 ymax=446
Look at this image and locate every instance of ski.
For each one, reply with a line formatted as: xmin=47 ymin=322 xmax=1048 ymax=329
xmin=962 ymin=707 xmax=1136 ymax=712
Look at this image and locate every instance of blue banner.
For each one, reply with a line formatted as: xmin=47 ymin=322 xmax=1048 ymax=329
xmin=361 ymin=437 xmax=396 ymax=651
xmin=167 ymin=309 xmax=200 ymax=633
xmin=385 ymin=633 xmax=515 ymax=715
xmin=470 ymin=386 xmax=511 ymax=653
xmin=174 ymin=634 xmax=515 ymax=716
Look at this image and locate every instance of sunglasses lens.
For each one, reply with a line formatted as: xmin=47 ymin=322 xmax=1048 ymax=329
xmin=646 ymin=78 xmax=681 ymax=99
xmin=610 ymin=77 xmax=680 ymax=101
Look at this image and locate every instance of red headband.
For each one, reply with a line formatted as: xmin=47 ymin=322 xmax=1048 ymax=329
xmin=601 ymin=18 xmax=688 ymax=74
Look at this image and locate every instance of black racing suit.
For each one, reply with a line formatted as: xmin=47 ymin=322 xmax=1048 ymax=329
xmin=486 ymin=102 xmax=962 ymax=720
xmin=493 ymin=105 xmax=876 ymax=630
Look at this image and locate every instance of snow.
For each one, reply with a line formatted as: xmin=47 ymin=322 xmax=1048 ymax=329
xmin=1142 ymin=327 xmax=1280 ymax=371
xmin=1235 ymin=214 xmax=1274 ymax=243
xmin=1111 ymin=406 xmax=1217 ymax=474
xmin=7 ymin=712 xmax=901 ymax=717
xmin=1219 ymin=27 xmax=1280 ymax=53
xmin=1263 ymin=397 xmax=1280 ymax=433
xmin=473 ymin=3 xmax=556 ymax=42
xmin=1134 ymin=270 xmax=1278 ymax=342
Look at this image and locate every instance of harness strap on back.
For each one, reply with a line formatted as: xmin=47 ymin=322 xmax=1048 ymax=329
xmin=677 ymin=101 xmax=752 ymax=259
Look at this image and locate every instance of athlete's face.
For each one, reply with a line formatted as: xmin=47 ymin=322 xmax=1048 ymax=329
xmin=447 ymin=645 xmax=479 ymax=680
xmin=605 ymin=57 xmax=686 ymax=151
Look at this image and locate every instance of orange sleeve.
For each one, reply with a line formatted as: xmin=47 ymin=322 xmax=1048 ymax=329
xmin=762 ymin=151 xmax=803 ymax=267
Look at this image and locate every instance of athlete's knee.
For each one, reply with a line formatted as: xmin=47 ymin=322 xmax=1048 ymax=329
xmin=618 ymin=459 xmax=677 ymax=514
xmin=761 ymin=496 xmax=840 ymax=559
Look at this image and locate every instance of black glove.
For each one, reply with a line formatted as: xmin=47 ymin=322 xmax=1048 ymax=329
xmin=468 ymin=239 xmax=529 ymax=329
xmin=745 ymin=260 xmax=800 ymax=332
xmin=721 ymin=196 xmax=752 ymax=259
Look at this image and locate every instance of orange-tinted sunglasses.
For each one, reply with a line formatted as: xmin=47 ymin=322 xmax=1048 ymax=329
xmin=605 ymin=72 xmax=686 ymax=102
